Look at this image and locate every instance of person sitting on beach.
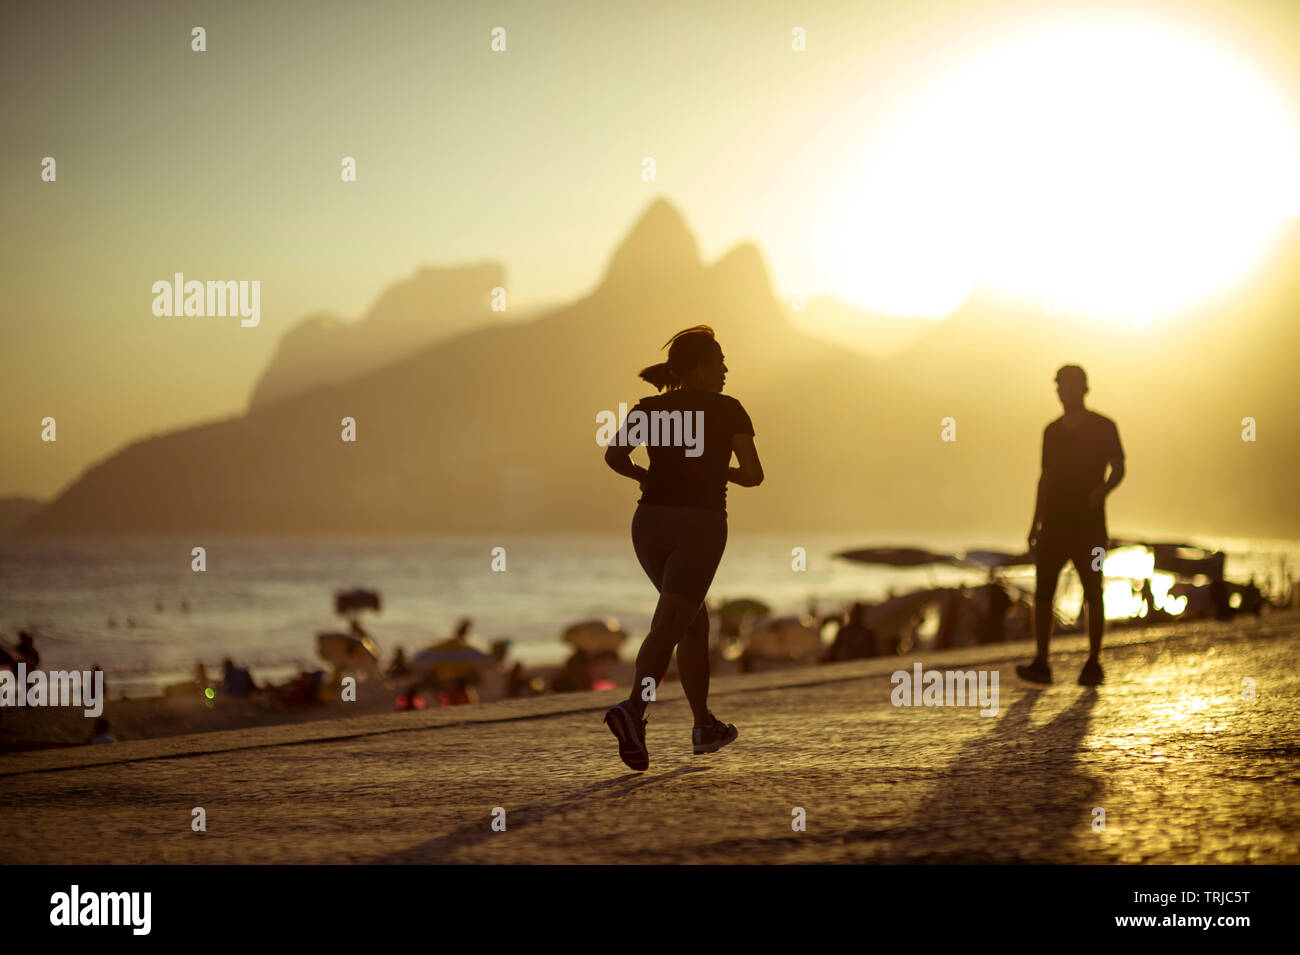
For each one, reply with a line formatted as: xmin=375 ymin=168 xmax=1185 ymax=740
xmin=551 ymin=650 xmax=593 ymax=694
xmin=934 ymin=589 xmax=969 ymax=651
xmin=1241 ymin=577 xmax=1264 ymax=617
xmin=88 ymin=718 xmax=116 ymax=744
xmin=506 ymin=662 xmax=537 ymax=698
xmin=396 ymin=683 xmax=428 ymax=710
xmin=887 ymin=610 xmax=924 ymax=656
xmin=15 ymin=630 xmax=39 ymax=668
xmin=269 ymin=669 xmax=324 ymax=707
xmin=1138 ymin=578 xmax=1158 ymax=617
xmin=1209 ymin=576 xmax=1234 ymax=621
xmin=220 ymin=658 xmax=257 ymax=698
xmin=589 ymin=651 xmax=619 ymax=692
xmin=823 ymin=603 xmax=877 ymax=662
xmin=976 ymin=583 xmax=1012 ymax=644
xmin=387 ymin=646 xmax=410 ymax=678
xmin=439 ymin=677 xmax=478 ymax=707
xmin=1003 ymin=598 xmax=1034 ymax=642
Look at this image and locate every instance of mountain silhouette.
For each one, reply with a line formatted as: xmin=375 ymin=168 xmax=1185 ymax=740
xmin=248 ymin=262 xmax=519 ymax=409
xmin=0 ymin=497 xmax=43 ymax=536
xmin=12 ymin=204 xmax=1300 ymax=539
xmin=789 ymin=296 xmax=933 ymax=357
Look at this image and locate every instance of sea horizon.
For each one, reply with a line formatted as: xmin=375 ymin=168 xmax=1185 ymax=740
xmin=3 ymin=530 xmax=1296 ymax=698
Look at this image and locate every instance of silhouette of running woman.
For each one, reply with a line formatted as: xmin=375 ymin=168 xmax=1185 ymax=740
xmin=602 ymin=326 xmax=763 ymax=771
xmin=1018 ymin=364 xmax=1125 ymax=686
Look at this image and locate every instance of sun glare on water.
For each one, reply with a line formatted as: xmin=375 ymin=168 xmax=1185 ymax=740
xmin=825 ymin=18 xmax=1300 ymax=323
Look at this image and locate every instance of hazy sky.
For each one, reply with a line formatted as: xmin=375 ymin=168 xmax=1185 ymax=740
xmin=3 ymin=0 xmax=1299 ymax=499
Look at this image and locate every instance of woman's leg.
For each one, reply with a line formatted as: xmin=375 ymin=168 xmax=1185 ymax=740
xmin=672 ymin=512 xmax=727 ymax=724
xmin=624 ymin=506 xmax=725 ymax=723
xmin=674 ymin=606 xmax=713 ymax=725
xmin=625 ymin=589 xmax=700 ymax=718
xmin=625 ymin=504 xmax=673 ymax=716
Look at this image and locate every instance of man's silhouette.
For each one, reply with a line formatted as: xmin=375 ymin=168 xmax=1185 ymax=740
xmin=1018 ymin=365 xmax=1125 ymax=686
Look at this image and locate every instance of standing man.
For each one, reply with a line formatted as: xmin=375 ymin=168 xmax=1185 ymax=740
xmin=1019 ymin=365 xmax=1125 ymax=686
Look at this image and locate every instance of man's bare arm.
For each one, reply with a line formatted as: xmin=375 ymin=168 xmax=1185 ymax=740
xmin=1104 ymin=457 xmax=1125 ymax=492
xmin=1088 ymin=457 xmax=1125 ymax=509
xmin=1029 ymin=474 xmax=1045 ymax=550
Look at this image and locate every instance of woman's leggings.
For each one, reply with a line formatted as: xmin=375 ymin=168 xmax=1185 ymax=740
xmin=630 ymin=503 xmax=728 ymax=606
xmin=628 ymin=503 xmax=728 ymax=720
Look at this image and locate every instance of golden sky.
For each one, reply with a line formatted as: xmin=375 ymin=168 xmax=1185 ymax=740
xmin=3 ymin=0 xmax=1299 ymax=499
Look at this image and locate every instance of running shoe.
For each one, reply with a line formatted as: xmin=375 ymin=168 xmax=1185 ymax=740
xmin=692 ymin=713 xmax=738 ymax=755
xmin=1015 ymin=658 xmax=1053 ymax=684
xmin=1078 ymin=658 xmax=1105 ymax=686
xmin=604 ymin=701 xmax=649 ymax=772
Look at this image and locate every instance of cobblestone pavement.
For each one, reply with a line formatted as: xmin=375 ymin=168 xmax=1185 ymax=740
xmin=2 ymin=614 xmax=1296 ymax=863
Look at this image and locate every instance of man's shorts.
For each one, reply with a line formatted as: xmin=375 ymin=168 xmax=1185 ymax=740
xmin=1035 ymin=533 xmax=1107 ymax=593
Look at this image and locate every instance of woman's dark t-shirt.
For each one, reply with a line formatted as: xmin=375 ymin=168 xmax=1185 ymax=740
xmin=621 ymin=388 xmax=754 ymax=514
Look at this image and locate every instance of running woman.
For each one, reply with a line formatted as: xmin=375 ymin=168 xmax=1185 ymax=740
xmin=602 ymin=326 xmax=763 ymax=771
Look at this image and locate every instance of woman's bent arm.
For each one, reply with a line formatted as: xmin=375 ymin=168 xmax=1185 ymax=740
xmin=728 ymin=434 xmax=764 ymax=487
xmin=605 ymin=444 xmax=649 ymax=484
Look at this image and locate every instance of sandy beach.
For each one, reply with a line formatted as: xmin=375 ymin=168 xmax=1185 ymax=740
xmin=0 ymin=658 xmax=639 ymax=751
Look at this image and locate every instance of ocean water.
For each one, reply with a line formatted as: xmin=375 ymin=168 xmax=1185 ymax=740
xmin=1 ymin=532 xmax=1296 ymax=697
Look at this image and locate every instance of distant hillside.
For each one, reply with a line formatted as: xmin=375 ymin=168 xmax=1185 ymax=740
xmin=0 ymin=497 xmax=43 ymax=536
xmin=248 ymin=263 xmax=527 ymax=409
xmin=789 ymin=296 xmax=933 ymax=357
xmin=15 ymin=205 xmax=1300 ymax=539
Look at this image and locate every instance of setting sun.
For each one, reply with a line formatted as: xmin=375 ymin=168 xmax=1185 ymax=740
xmin=823 ymin=17 xmax=1300 ymax=323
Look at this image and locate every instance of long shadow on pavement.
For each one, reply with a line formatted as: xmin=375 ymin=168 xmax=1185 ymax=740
xmin=370 ymin=763 xmax=712 ymax=863
xmin=850 ymin=685 xmax=1104 ymax=862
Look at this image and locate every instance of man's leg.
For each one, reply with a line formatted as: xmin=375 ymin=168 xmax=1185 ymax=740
xmin=1033 ymin=542 xmax=1068 ymax=662
xmin=1071 ymin=544 xmax=1106 ymax=662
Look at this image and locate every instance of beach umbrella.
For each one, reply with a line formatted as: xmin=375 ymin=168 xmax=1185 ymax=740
xmin=562 ymin=619 xmax=628 ymax=654
xmin=744 ymin=616 xmax=822 ymax=661
xmin=335 ymin=588 xmax=381 ymax=615
xmin=1151 ymin=547 xmax=1225 ymax=581
xmin=835 ymin=547 xmax=961 ymax=568
xmin=317 ymin=631 xmax=381 ymax=669
xmin=959 ymin=550 xmax=1035 ymax=570
xmin=411 ymin=637 xmax=495 ymax=678
xmin=1111 ymin=538 xmax=1201 ymax=551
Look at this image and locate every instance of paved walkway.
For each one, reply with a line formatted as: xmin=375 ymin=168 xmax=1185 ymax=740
xmin=2 ymin=614 xmax=1296 ymax=863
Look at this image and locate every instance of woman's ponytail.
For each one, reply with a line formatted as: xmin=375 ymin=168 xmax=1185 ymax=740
xmin=637 ymin=325 xmax=716 ymax=392
xmin=638 ymin=361 xmax=679 ymax=390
